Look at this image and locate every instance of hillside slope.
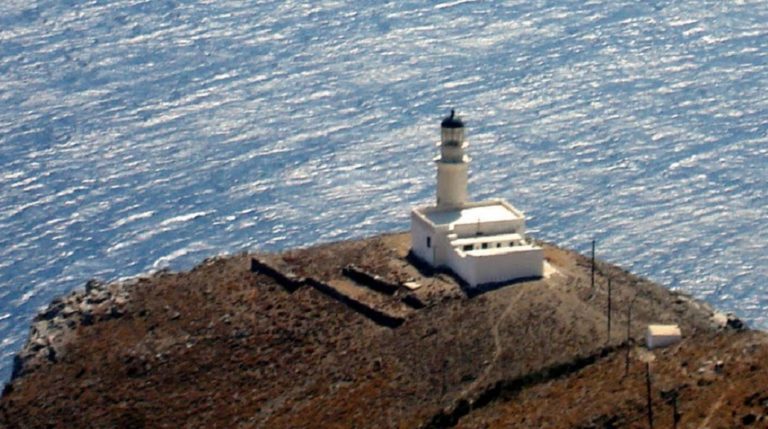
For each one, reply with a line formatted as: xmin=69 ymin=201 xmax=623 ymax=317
xmin=0 ymin=233 xmax=764 ymax=428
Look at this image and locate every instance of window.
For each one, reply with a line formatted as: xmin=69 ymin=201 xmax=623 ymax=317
xmin=463 ymin=244 xmax=473 ymax=251
xmin=481 ymin=243 xmax=488 ymax=249
xmin=426 ymin=237 xmax=431 ymax=248
xmin=496 ymin=243 xmax=501 ymax=248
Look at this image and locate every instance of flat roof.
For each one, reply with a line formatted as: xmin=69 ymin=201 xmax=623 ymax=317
xmin=422 ymin=202 xmax=521 ymax=227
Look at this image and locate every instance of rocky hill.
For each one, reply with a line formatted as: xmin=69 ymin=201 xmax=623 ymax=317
xmin=1 ymin=233 xmax=765 ymax=428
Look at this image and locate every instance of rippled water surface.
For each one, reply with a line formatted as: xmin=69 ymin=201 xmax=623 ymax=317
xmin=1 ymin=0 xmax=766 ymax=381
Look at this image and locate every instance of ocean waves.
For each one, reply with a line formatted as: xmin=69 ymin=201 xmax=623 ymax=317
xmin=0 ymin=0 xmax=766 ymax=381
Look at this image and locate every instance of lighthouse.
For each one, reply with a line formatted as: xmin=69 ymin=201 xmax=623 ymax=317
xmin=436 ymin=110 xmax=469 ymax=208
xmin=410 ymin=110 xmax=544 ymax=288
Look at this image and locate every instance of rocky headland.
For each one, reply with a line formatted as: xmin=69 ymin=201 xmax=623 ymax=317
xmin=1 ymin=233 xmax=766 ymax=428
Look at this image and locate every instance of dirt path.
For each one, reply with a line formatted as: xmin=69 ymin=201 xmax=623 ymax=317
xmin=698 ymin=387 xmax=729 ymax=429
xmin=460 ymin=288 xmax=525 ymax=397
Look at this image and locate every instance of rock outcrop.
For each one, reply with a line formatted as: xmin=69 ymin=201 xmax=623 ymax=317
xmin=12 ymin=278 xmax=132 ymax=380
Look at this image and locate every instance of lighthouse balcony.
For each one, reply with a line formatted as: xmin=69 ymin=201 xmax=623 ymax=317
xmin=434 ymin=154 xmax=470 ymax=164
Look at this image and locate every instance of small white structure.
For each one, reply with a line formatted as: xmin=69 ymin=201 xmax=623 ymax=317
xmin=410 ymin=110 xmax=544 ymax=287
xmin=646 ymin=324 xmax=682 ymax=349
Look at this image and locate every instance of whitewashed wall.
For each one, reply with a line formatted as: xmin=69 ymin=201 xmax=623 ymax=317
xmin=448 ymin=246 xmax=544 ymax=287
xmin=410 ymin=212 xmax=434 ymax=264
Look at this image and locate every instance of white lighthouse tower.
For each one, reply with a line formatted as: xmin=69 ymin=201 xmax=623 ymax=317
xmin=436 ymin=110 xmax=469 ymax=208
xmin=410 ymin=110 xmax=544 ymax=288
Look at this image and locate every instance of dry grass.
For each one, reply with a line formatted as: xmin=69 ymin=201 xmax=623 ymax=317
xmin=1 ymin=233 xmax=763 ymax=428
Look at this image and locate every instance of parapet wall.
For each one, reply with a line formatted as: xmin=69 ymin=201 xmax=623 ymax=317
xmin=448 ymin=246 xmax=544 ymax=287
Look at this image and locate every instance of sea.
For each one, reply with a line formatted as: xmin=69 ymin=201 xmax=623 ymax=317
xmin=0 ymin=0 xmax=766 ymax=382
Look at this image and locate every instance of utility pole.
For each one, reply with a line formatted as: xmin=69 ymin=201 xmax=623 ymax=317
xmin=670 ymin=391 xmax=680 ymax=429
xmin=591 ymin=239 xmax=596 ymax=291
xmin=625 ymin=296 xmax=635 ymax=376
xmin=607 ymin=277 xmax=612 ymax=345
xmin=441 ymin=358 xmax=448 ymax=397
xmin=646 ymin=362 xmax=654 ymax=429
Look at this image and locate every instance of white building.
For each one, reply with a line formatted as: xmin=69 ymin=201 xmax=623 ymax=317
xmin=410 ymin=110 xmax=544 ymax=287
xmin=646 ymin=324 xmax=682 ymax=349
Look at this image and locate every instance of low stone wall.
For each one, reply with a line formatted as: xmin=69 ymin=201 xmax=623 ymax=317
xmin=250 ymin=258 xmax=304 ymax=292
xmin=249 ymin=259 xmax=405 ymax=328
xmin=305 ymin=278 xmax=405 ymax=328
xmin=421 ymin=344 xmax=623 ymax=429
xmin=342 ymin=265 xmax=400 ymax=296
xmin=401 ymin=294 xmax=426 ymax=309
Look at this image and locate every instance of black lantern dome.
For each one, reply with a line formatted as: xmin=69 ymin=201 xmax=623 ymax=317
xmin=441 ymin=109 xmax=464 ymax=129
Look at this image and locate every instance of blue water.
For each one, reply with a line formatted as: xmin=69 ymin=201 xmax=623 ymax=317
xmin=1 ymin=0 xmax=766 ymax=382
